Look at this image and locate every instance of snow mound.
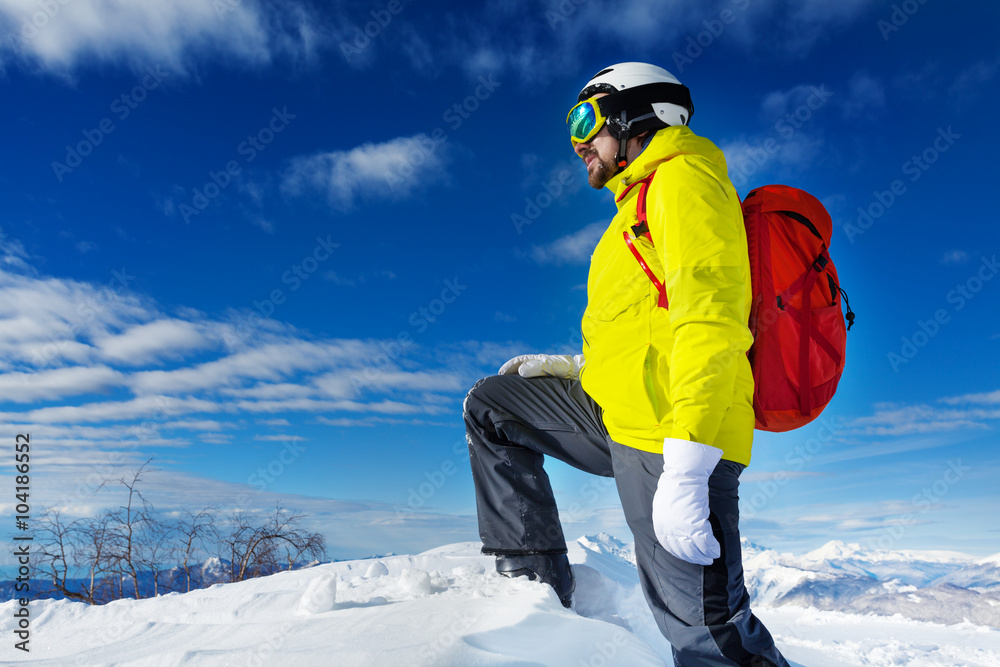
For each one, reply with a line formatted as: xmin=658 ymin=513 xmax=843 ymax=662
xmin=363 ymin=561 xmax=389 ymax=579
xmin=297 ymin=574 xmax=337 ymax=615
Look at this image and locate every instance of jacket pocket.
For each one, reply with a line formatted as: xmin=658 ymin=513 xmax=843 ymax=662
xmin=585 ymin=251 xmax=655 ymax=322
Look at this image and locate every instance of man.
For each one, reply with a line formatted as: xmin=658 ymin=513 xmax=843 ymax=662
xmin=464 ymin=62 xmax=789 ymax=666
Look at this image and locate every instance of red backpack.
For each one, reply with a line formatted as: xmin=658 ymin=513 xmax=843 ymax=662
xmin=624 ymin=176 xmax=855 ymax=433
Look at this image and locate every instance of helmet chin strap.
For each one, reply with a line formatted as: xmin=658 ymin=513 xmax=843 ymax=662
xmin=615 ymin=135 xmax=629 ymax=173
xmin=609 ymin=112 xmax=631 ymax=176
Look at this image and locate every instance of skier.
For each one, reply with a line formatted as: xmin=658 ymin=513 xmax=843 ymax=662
xmin=463 ymin=62 xmax=790 ymax=665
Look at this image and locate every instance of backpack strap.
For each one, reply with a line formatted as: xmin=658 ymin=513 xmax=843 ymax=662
xmin=795 ymin=266 xmax=819 ymax=417
xmin=621 ymin=174 xmax=668 ymax=309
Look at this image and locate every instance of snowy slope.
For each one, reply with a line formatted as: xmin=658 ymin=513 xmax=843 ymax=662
xmin=3 ymin=536 xmax=1000 ymax=666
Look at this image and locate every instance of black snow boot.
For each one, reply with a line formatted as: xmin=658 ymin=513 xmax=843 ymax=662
xmin=495 ymin=553 xmax=575 ymax=608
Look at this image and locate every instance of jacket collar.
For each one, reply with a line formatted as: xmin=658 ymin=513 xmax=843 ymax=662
xmin=606 ymin=126 xmax=728 ymax=209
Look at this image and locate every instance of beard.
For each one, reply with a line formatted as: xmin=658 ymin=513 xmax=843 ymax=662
xmin=584 ymin=152 xmax=618 ymax=189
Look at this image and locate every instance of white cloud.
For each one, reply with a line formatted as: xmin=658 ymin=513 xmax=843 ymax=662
xmin=759 ymin=84 xmax=820 ymax=121
xmin=322 ymin=272 xmax=357 ymax=287
xmin=321 ymin=269 xmax=396 ymax=288
xmin=723 ymin=134 xmax=827 ymax=191
xmin=760 ymin=0 xmax=883 ymax=56
xmin=312 ymin=373 xmax=358 ymax=400
xmin=251 ymin=218 xmax=275 ymax=234
xmin=0 ymin=225 xmax=31 ymax=273
xmin=841 ymin=72 xmax=886 ymax=120
xmin=0 ymin=365 xmax=122 ymax=403
xmin=740 ymin=470 xmax=823 ymax=484
xmin=315 ymin=417 xmax=377 ymax=428
xmin=441 ymin=0 xmax=881 ymax=86
xmin=0 ymin=0 xmax=322 ymax=76
xmin=949 ymin=55 xmax=1000 ymax=108
xmin=527 ymin=222 xmax=606 ymax=265
xmin=346 ymin=370 xmax=466 ymax=394
xmin=0 ymin=245 xmax=485 ymax=544
xmin=160 ymin=420 xmax=231 ymax=431
xmin=0 ymin=265 xmax=152 ymax=368
xmin=890 ymin=63 xmax=945 ymax=102
xmin=0 ymin=233 xmax=493 ymax=557
xmin=399 ymin=25 xmax=434 ymax=75
xmin=792 ymin=499 xmax=933 ymax=533
xmin=939 ymin=389 xmax=1000 ymax=406
xmin=723 ymin=80 xmax=836 ymax=190
xmin=0 ymin=448 xmax=475 ymax=559
xmin=95 ymin=318 xmax=211 ymax=366
xmin=233 ymin=397 xmax=438 ymax=415
xmin=221 ymin=382 xmax=318 ymax=401
xmin=786 ymin=0 xmax=880 ymax=23
xmin=845 ymin=398 xmax=1000 ymax=437
xmin=1 ymin=394 xmax=221 ymax=425
xmin=1 ymin=259 xmax=468 ymax=425
xmin=940 ymin=250 xmax=970 ymax=266
xmin=314 ymin=415 xmax=454 ymax=428
xmin=129 ymin=340 xmax=366 ymax=395
xmin=282 ymin=134 xmax=450 ymax=208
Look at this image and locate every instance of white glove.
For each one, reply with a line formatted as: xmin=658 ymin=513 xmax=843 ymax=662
xmin=498 ymin=354 xmax=585 ymax=379
xmin=652 ymin=437 xmax=724 ymax=566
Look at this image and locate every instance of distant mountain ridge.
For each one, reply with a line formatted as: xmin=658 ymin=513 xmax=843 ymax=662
xmin=738 ymin=539 xmax=1000 ymax=628
xmin=2 ymin=556 xmax=319 ymax=602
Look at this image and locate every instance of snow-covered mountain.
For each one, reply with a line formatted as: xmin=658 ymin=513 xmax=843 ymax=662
xmin=933 ymin=553 xmax=1000 ymax=591
xmin=742 ymin=539 xmax=1000 ymax=628
xmin=3 ymin=536 xmax=1000 ymax=666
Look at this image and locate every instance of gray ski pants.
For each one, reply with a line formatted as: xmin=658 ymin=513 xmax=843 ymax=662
xmin=463 ymin=373 xmax=789 ymax=667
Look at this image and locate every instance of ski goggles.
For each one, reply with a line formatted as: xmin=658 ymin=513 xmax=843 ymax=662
xmin=566 ymin=96 xmax=608 ymax=146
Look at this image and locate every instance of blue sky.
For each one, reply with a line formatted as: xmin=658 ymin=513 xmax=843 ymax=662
xmin=1 ymin=0 xmax=999 ymax=568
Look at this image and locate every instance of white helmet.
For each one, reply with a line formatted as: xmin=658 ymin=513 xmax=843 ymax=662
xmin=578 ymin=62 xmax=693 ymax=130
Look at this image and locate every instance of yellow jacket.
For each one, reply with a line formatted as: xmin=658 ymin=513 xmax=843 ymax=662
xmin=579 ymin=126 xmax=755 ymax=465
